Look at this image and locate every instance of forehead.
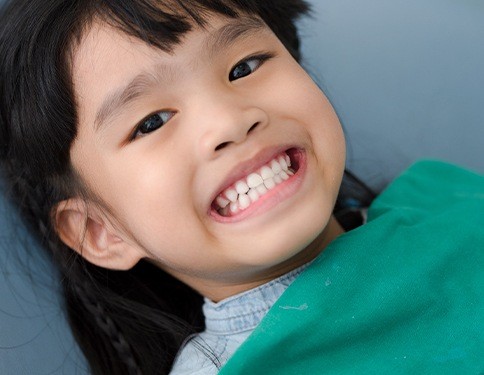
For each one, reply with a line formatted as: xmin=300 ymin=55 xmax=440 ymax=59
xmin=71 ymin=14 xmax=270 ymax=129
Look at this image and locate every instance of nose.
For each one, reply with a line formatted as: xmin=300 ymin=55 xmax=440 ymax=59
xmin=193 ymin=89 xmax=269 ymax=159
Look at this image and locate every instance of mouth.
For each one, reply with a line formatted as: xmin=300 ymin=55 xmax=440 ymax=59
xmin=210 ymin=148 xmax=304 ymax=219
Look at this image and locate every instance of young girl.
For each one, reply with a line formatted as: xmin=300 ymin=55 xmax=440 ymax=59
xmin=0 ymin=1 xmax=482 ymax=375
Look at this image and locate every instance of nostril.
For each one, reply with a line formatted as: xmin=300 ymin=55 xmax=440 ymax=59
xmin=214 ymin=122 xmax=260 ymax=152
xmin=215 ymin=141 xmax=230 ymax=151
xmin=247 ymin=122 xmax=260 ymax=134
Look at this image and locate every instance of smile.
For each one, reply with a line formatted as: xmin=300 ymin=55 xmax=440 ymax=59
xmin=211 ymin=148 xmax=304 ymax=218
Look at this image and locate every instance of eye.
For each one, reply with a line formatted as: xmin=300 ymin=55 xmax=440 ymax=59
xmin=131 ymin=110 xmax=175 ymax=140
xmin=229 ymin=53 xmax=274 ymax=82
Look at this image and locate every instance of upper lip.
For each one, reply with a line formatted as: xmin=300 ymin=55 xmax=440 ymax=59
xmin=208 ymin=145 xmax=297 ymax=208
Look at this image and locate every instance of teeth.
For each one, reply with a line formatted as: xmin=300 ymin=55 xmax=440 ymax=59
xmin=270 ymin=159 xmax=282 ymax=174
xmin=216 ymin=196 xmax=230 ymax=208
xmin=278 ymin=156 xmax=288 ymax=171
xmin=256 ymin=184 xmax=268 ymax=195
xmin=248 ymin=189 xmax=259 ymax=202
xmin=264 ymin=177 xmax=276 ymax=190
xmin=214 ymin=152 xmax=297 ymax=216
xmin=247 ymin=173 xmax=264 ymax=188
xmin=238 ymin=194 xmax=251 ymax=210
xmin=260 ymin=166 xmax=275 ymax=179
xmin=226 ymin=189 xmax=238 ymax=203
xmin=280 ymin=171 xmax=289 ymax=180
xmin=230 ymin=201 xmax=239 ymax=213
xmin=235 ymin=180 xmax=249 ymax=194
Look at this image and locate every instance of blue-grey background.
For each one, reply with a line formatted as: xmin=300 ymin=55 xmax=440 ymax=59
xmin=1 ymin=0 xmax=483 ymax=373
xmin=301 ymin=0 xmax=483 ymax=189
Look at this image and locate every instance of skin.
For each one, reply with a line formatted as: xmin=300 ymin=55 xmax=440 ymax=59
xmin=57 ymin=14 xmax=346 ymax=302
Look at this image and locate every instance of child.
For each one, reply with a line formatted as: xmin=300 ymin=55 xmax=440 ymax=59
xmin=0 ymin=1 xmax=482 ymax=375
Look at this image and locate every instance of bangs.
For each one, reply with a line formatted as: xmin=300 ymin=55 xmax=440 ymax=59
xmin=88 ymin=0 xmax=242 ymax=52
xmin=76 ymin=0 xmax=309 ymax=57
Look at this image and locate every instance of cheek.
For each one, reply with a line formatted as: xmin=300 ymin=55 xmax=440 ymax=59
xmin=116 ymin=159 xmax=188 ymax=221
xmin=266 ymin=61 xmax=345 ymax=162
xmin=80 ymin=145 xmax=196 ymax=239
xmin=263 ymin=60 xmax=340 ymax=128
xmin=281 ymin=65 xmax=346 ymax=199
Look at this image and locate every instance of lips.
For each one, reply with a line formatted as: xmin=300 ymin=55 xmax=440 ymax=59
xmin=210 ymin=148 xmax=303 ymax=218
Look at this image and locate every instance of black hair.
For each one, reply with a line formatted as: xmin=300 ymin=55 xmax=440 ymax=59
xmin=0 ymin=1 xmax=321 ymax=374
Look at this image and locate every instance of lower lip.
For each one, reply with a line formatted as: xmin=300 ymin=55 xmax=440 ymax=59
xmin=209 ymin=149 xmax=307 ymax=224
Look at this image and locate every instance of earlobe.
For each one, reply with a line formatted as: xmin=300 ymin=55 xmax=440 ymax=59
xmin=54 ymin=198 xmax=142 ymax=270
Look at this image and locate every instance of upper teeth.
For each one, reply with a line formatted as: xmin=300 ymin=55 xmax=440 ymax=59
xmin=214 ymin=153 xmax=294 ymax=215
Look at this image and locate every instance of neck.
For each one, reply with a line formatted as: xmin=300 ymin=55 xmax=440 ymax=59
xmin=196 ymin=216 xmax=344 ymax=302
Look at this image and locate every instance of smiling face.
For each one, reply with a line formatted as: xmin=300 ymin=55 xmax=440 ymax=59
xmin=66 ymin=14 xmax=345 ymax=300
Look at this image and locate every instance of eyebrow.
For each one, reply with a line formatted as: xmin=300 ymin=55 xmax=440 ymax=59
xmin=205 ymin=16 xmax=267 ymax=58
xmin=94 ymin=69 xmax=171 ymax=130
xmin=94 ymin=16 xmax=267 ymax=131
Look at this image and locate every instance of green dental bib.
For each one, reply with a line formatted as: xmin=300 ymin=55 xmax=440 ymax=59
xmin=219 ymin=160 xmax=484 ymax=374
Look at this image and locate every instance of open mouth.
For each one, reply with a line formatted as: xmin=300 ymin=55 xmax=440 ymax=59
xmin=211 ymin=148 xmax=303 ymax=217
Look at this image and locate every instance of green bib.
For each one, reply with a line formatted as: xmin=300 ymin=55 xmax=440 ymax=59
xmin=220 ymin=160 xmax=484 ymax=374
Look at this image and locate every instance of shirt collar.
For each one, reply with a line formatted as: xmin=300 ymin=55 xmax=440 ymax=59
xmin=202 ymin=263 xmax=310 ymax=335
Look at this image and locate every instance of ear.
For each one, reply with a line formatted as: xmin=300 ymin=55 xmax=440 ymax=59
xmin=54 ymin=198 xmax=142 ymax=270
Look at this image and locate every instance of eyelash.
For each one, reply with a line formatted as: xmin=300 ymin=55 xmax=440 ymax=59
xmin=229 ymin=52 xmax=274 ymax=81
xmin=130 ymin=110 xmax=176 ymax=140
xmin=130 ymin=52 xmax=274 ymax=141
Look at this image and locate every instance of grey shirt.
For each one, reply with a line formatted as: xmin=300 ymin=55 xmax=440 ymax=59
xmin=169 ymin=264 xmax=309 ymax=374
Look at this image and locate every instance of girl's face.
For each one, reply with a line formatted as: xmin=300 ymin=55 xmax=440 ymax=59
xmin=68 ymin=14 xmax=345 ymax=300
